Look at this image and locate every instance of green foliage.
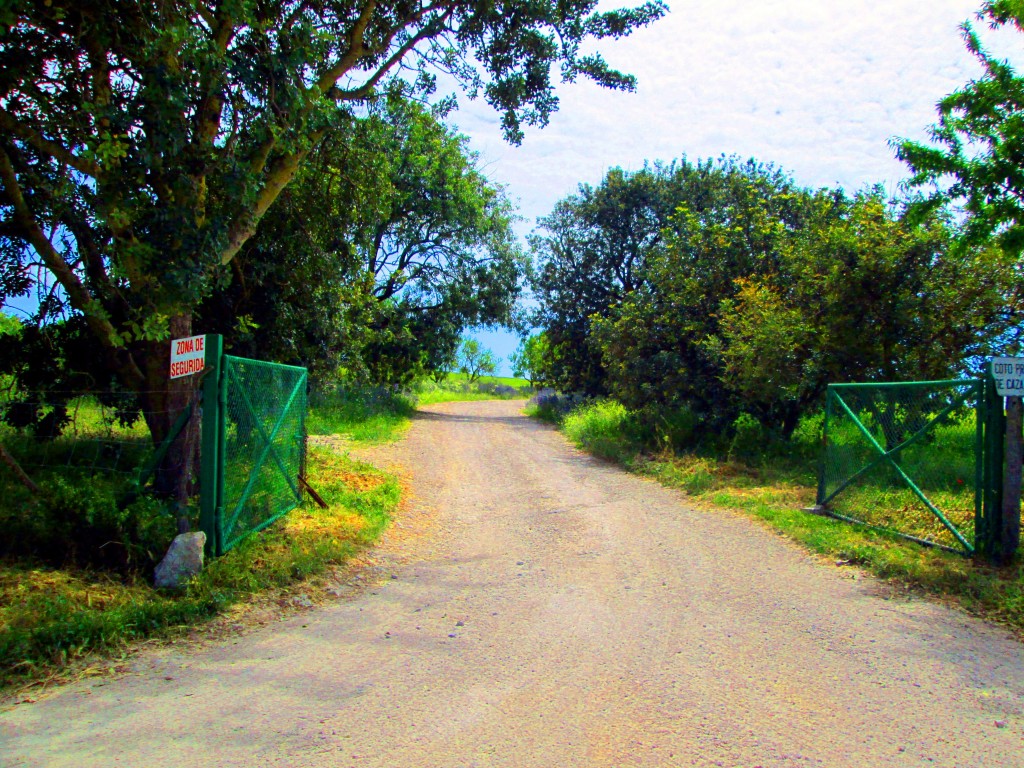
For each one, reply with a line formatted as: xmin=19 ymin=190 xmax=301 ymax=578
xmin=509 ymin=333 xmax=551 ymax=387
xmin=307 ymin=385 xmax=416 ymax=444
xmin=0 ymin=0 xmax=666 ymax=452
xmin=0 ymin=312 xmax=19 ymax=336
xmin=530 ymin=162 xmax=694 ymax=394
xmin=411 ymin=373 xmax=532 ymax=404
xmin=0 ymin=474 xmax=174 ymax=574
xmin=456 ymin=338 xmax=499 ymax=383
xmin=561 ymin=400 xmax=641 ymax=462
xmin=0 ymin=316 xmax=142 ymax=438
xmin=0 ymin=447 xmax=401 ymax=689
xmin=201 ymin=94 xmax=528 ymax=385
xmin=896 ymin=1 xmax=1024 ymax=251
xmin=585 ymin=165 xmax=1019 ymax=436
xmin=589 ymin=157 xmax=816 ymax=431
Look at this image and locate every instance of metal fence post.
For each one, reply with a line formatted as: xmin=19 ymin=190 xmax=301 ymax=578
xmin=974 ymin=378 xmax=986 ymax=554
xmin=982 ymin=371 xmax=1005 ymax=561
xmin=1001 ymin=395 xmax=1022 ymax=563
xmin=816 ymin=387 xmax=832 ymax=506
xmin=199 ymin=334 xmax=223 ymax=559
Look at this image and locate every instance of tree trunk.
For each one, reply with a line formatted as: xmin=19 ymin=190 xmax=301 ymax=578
xmin=139 ymin=315 xmax=202 ymax=533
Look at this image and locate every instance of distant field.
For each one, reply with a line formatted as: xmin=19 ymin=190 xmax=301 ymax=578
xmin=441 ymin=372 xmax=533 ymax=388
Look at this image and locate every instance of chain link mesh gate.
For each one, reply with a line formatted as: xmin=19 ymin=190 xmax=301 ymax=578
xmin=200 ymin=337 xmax=308 ymax=556
xmin=816 ymin=380 xmax=984 ymax=554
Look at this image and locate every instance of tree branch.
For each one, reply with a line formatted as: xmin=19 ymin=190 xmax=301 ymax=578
xmin=0 ymin=145 xmax=142 ymax=387
xmin=0 ymin=111 xmax=101 ymax=178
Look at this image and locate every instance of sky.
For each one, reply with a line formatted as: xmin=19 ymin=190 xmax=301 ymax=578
xmin=464 ymin=0 xmax=1022 ymax=374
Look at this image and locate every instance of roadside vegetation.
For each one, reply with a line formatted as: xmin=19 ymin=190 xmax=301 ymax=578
xmin=531 ymin=397 xmax=1024 ymax=634
xmin=519 ymin=3 xmax=1024 ymax=632
xmin=5 ymin=0 xmax=1024 ymax=696
xmin=0 ymin=395 xmax=399 ymax=695
xmin=0 ymin=372 xmax=532 ymax=695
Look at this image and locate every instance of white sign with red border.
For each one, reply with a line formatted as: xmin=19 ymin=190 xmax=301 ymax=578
xmin=169 ymin=334 xmax=207 ymax=379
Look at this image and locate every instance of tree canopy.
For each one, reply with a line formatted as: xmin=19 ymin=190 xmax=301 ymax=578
xmin=529 ymin=161 xmax=701 ymax=394
xmin=457 ymin=338 xmax=498 ymax=382
xmin=0 ymin=0 xmax=665 ymax=388
xmin=198 ymin=93 xmax=525 ymax=384
xmin=895 ymin=0 xmax=1024 ymax=251
xmin=533 ymin=156 xmax=1023 ymax=439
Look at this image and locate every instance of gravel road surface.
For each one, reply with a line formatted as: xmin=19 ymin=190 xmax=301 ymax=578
xmin=3 ymin=399 xmax=1023 ymax=767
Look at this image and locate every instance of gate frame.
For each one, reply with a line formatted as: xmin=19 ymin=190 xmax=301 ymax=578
xmin=816 ymin=378 xmax=992 ymax=556
xmin=200 ymin=334 xmax=225 ymax=558
xmin=815 ymin=373 xmax=1020 ymax=561
xmin=197 ymin=334 xmax=308 ymax=557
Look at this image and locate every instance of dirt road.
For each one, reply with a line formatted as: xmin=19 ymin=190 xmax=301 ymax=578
xmin=3 ymin=400 xmax=1024 ymax=767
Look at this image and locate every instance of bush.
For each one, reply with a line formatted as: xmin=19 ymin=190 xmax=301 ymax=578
xmin=307 ymin=384 xmax=415 ymax=442
xmin=0 ymin=475 xmax=175 ymax=575
xmin=728 ymin=412 xmax=766 ymax=460
xmin=561 ymin=400 xmax=643 ymax=462
xmin=633 ymin=405 xmax=700 ymax=452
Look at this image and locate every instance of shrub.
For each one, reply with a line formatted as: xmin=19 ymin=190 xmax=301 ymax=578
xmin=728 ymin=412 xmax=766 ymax=460
xmin=561 ymin=400 xmax=642 ymax=462
xmin=0 ymin=475 xmax=175 ymax=575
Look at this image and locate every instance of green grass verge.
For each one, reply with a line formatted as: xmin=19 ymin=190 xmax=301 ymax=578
xmin=307 ymin=386 xmax=416 ymax=443
xmin=548 ymin=399 xmax=1024 ymax=635
xmin=0 ymin=446 xmax=399 ymax=692
xmin=412 ymin=374 xmax=534 ymax=405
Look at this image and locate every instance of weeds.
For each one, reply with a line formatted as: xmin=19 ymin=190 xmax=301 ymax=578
xmin=307 ymin=385 xmax=415 ymax=443
xmin=412 ymin=374 xmax=533 ymax=405
xmin=0 ymin=383 xmax=407 ymax=693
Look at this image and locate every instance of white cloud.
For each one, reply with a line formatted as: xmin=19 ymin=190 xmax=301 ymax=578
xmin=451 ymin=0 xmax=1022 ymax=231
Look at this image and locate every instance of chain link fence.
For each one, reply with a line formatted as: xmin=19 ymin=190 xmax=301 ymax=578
xmin=817 ymin=380 xmax=982 ymax=553
xmin=217 ymin=355 xmax=308 ymax=553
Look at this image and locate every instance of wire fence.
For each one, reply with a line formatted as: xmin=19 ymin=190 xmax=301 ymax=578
xmin=817 ymin=380 xmax=982 ymax=553
xmin=0 ymin=386 xmax=164 ymax=490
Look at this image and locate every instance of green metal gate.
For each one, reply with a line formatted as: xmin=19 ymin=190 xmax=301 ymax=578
xmin=200 ymin=336 xmax=308 ymax=556
xmin=816 ymin=380 xmax=985 ymax=554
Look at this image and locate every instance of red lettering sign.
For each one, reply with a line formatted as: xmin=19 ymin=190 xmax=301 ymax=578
xmin=169 ymin=335 xmax=207 ymax=379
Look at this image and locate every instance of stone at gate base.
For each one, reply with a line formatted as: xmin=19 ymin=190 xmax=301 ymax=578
xmin=154 ymin=531 xmax=206 ymax=589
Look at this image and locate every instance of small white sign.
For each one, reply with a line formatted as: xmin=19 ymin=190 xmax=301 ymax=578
xmin=169 ymin=334 xmax=207 ymax=379
xmin=991 ymin=357 xmax=1024 ymax=397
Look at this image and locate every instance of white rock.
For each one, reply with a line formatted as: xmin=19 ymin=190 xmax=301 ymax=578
xmin=154 ymin=531 xmax=206 ymax=589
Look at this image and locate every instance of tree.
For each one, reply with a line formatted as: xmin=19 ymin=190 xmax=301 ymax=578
xmin=529 ymin=163 xmax=681 ymax=394
xmin=509 ymin=333 xmax=550 ymax=387
xmin=712 ymin=190 xmax=1021 ymax=434
xmin=457 ymin=339 xmax=498 ymax=383
xmin=198 ymin=93 xmax=525 ymax=385
xmin=0 ymin=0 xmax=665 ymax=497
xmin=895 ymin=1 xmax=1024 ymax=251
xmin=593 ymin=177 xmax=1022 ymax=439
xmin=590 ymin=157 xmax=812 ymax=432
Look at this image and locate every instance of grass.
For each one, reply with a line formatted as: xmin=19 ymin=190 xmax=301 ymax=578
xmin=307 ymin=385 xmax=416 ymax=443
xmin=1 ymin=371 xmax=533 ymax=693
xmin=546 ymin=398 xmax=1024 ymax=636
xmin=411 ymin=373 xmax=534 ymax=405
xmin=0 ymin=388 xmax=406 ymax=695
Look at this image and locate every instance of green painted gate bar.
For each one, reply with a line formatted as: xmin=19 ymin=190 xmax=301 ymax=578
xmin=200 ymin=334 xmax=224 ymax=558
xmin=198 ymin=335 xmax=309 ymax=557
xmin=815 ymin=374 xmax=1018 ymax=561
xmin=816 ymin=378 xmax=986 ymax=555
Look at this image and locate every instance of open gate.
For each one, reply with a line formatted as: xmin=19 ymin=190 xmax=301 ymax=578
xmin=200 ymin=336 xmax=308 ymax=556
xmin=816 ymin=380 xmax=984 ymax=554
